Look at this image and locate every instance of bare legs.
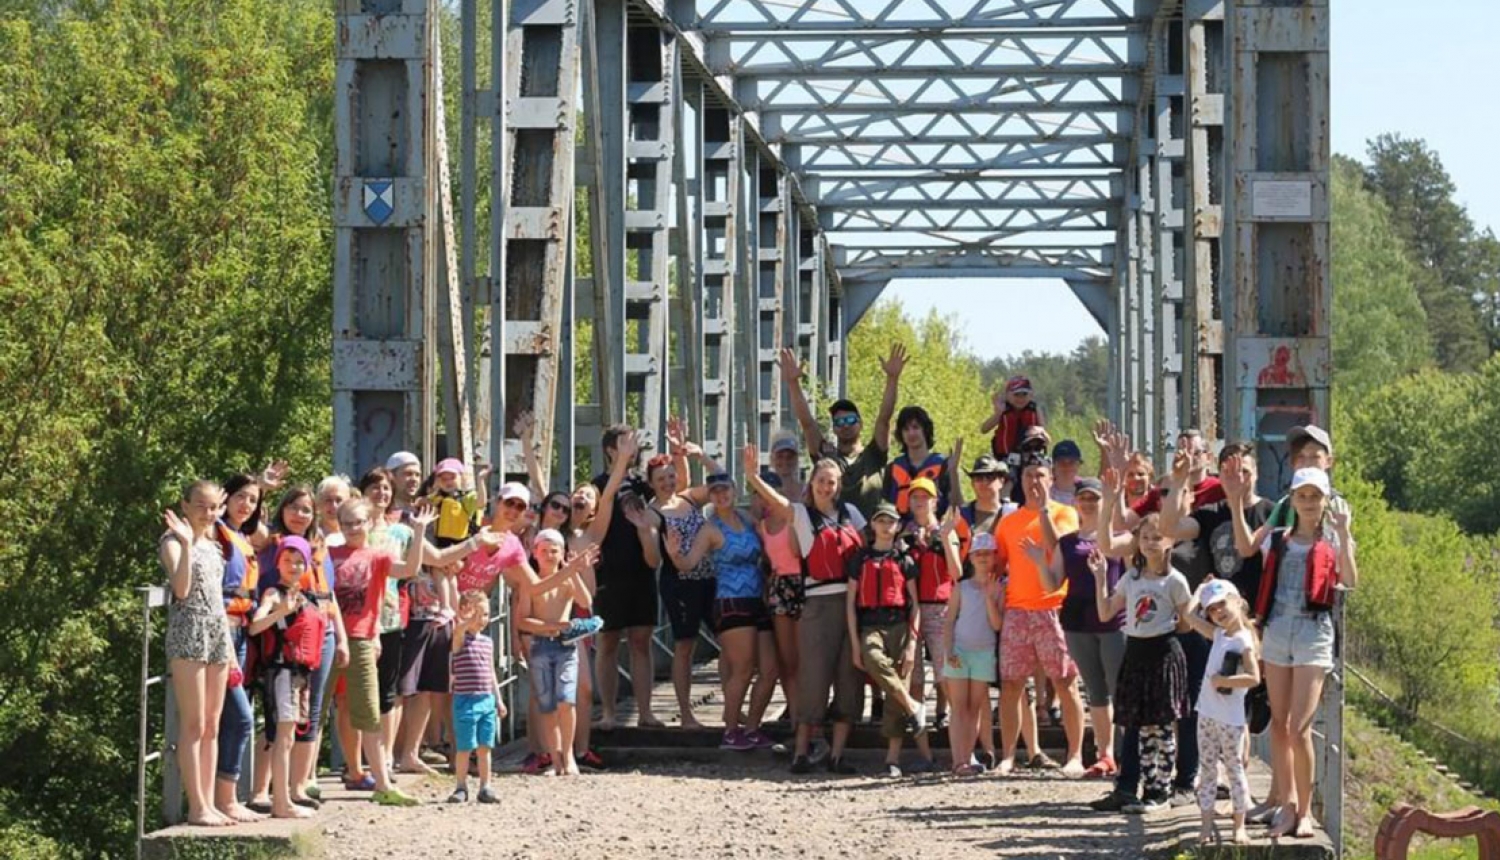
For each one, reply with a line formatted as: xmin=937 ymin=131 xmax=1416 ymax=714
xmin=1266 ymin=663 xmax=1326 ymax=838
xmin=747 ymin=630 xmax=780 ymax=732
xmin=771 ymin=613 xmax=800 ymax=722
xmin=718 ymin=627 xmax=756 ymax=733
xmin=672 ymin=638 xmax=702 ymax=728
xmin=171 ymin=659 xmax=231 ymax=827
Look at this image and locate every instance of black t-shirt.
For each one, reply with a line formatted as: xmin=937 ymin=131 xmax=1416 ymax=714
xmin=1189 ymin=498 xmax=1275 ymax=598
xmin=591 ymin=472 xmax=654 ymax=583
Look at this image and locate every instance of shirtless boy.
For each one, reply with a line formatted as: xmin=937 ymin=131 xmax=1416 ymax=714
xmin=516 ymin=530 xmax=602 ymax=776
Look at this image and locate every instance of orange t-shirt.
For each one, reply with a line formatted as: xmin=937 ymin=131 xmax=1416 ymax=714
xmin=995 ymin=502 xmax=1080 ymax=611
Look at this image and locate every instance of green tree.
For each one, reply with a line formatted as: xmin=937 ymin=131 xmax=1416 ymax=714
xmin=1330 ymin=155 xmax=1433 ymax=401
xmin=1363 ymin=134 xmax=1490 ymax=372
xmin=0 ymin=2 xmax=334 ymax=854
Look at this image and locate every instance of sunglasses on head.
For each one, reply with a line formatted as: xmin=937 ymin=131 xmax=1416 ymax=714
xmin=831 ymin=414 xmax=860 ymax=428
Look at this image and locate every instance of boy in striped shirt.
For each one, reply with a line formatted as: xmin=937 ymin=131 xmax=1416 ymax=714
xmin=448 ymin=590 xmax=506 ymax=803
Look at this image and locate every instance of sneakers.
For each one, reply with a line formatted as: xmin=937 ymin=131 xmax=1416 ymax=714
xmin=578 ymin=749 xmax=606 ymax=771
xmin=807 ymin=738 xmax=831 ymax=765
xmin=446 ymin=785 xmax=469 ymax=804
xmin=885 ymin=763 xmax=903 ymax=778
xmin=720 ymin=728 xmax=755 ymax=751
xmin=372 ymin=788 xmax=420 ymax=807
xmin=826 ymin=757 xmax=857 ymax=775
xmin=1170 ymin=787 xmax=1197 ymax=808
xmin=743 ymin=729 xmax=775 ymax=749
xmin=476 ymin=785 xmax=499 ymax=804
xmin=790 ymin=756 xmax=813 ymax=774
xmin=520 ymin=753 xmax=553 ymax=775
xmin=560 ymin=616 xmax=605 ymax=645
xmin=1089 ymin=791 xmax=1138 ymax=813
xmin=1123 ymin=791 xmax=1171 ymax=814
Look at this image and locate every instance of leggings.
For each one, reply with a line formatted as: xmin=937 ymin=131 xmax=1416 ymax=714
xmin=216 ymin=628 xmax=253 ymax=779
xmin=1140 ymin=724 xmax=1177 ymax=799
xmin=1196 ymin=716 xmax=1250 ymax=814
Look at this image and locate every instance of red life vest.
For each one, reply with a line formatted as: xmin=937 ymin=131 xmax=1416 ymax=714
xmin=909 ymin=529 xmax=953 ymax=604
xmin=990 ymin=402 xmax=1043 ymax=459
xmin=855 ymin=551 xmax=911 ymax=611
xmin=1255 ymin=529 xmax=1338 ymax=620
xmin=256 ymin=587 xmax=329 ymax=672
xmin=887 ymin=453 xmax=947 ymax=516
xmin=803 ymin=505 xmax=862 ymax=583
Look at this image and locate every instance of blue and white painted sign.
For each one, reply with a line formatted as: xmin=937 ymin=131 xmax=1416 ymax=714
xmin=363 ymin=180 xmax=394 ymax=225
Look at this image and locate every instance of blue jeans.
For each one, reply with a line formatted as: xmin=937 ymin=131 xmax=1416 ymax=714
xmin=1175 ymin=631 xmax=1210 ymax=791
xmin=528 ymin=637 xmax=579 ymax=715
xmin=217 ymin=628 xmax=253 ymax=779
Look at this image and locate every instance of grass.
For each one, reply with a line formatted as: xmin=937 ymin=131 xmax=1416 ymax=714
xmin=1344 ymin=706 xmax=1500 ymax=859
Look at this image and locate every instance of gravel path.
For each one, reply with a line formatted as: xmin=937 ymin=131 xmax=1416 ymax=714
xmin=313 ymin=758 xmax=1197 ymax=859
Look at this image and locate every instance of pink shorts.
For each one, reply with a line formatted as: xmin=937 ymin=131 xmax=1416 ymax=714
xmin=999 ymin=607 xmax=1077 ymax=682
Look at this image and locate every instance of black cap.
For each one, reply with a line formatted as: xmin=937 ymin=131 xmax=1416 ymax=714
xmin=966 ymin=455 xmax=1010 ymax=476
xmin=706 ymin=472 xmax=733 ymax=487
xmin=1052 ymin=439 xmax=1083 ymax=461
xmin=1074 ymin=476 xmax=1104 ymax=497
xmin=829 ymin=398 xmax=859 ymax=417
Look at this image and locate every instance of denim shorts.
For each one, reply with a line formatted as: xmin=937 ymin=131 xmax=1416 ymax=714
xmin=1261 ymin=612 xmax=1334 ymax=670
xmin=453 ymin=692 xmax=497 ymax=752
xmin=946 ymin=645 xmax=997 ymax=683
xmin=528 ymin=637 xmax=580 ymax=714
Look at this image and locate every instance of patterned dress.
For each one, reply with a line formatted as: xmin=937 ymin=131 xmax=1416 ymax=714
xmin=165 ymin=536 xmax=234 ymax=664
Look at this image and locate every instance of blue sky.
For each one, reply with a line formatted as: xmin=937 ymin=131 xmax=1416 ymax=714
xmin=884 ymin=0 xmax=1500 ymax=359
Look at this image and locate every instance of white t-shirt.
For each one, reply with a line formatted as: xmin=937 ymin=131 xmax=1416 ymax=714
xmin=1197 ymin=627 xmax=1256 ymax=727
xmin=793 ymin=502 xmax=867 ymax=597
xmin=1119 ymin=568 xmax=1191 ymax=639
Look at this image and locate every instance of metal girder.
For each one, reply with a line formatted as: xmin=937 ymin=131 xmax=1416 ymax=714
xmin=740 ymin=75 xmax=1127 ymax=114
xmin=763 ymin=109 xmax=1128 ymax=145
xmin=796 ymin=139 xmax=1124 ymax=173
xmin=837 ymin=245 xmax=1112 ymax=281
xmin=808 ymin=175 xmax=1115 ymax=208
xmin=707 ymin=31 xmax=1141 ymax=78
xmin=821 ymin=203 xmax=1115 ymax=232
xmin=694 ymin=0 xmax=1135 ymax=33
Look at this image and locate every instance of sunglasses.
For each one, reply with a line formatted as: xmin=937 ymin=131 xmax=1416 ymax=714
xmin=500 ymin=498 xmax=528 ymax=511
xmin=831 ymin=414 xmax=860 ymax=428
xmin=547 ymin=500 xmax=572 ymax=513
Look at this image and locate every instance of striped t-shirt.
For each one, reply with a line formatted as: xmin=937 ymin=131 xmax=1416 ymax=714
xmin=451 ymin=632 xmax=495 ymax=694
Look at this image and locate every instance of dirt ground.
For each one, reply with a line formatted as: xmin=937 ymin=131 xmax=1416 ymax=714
xmin=312 ymin=757 xmax=1208 ymax=860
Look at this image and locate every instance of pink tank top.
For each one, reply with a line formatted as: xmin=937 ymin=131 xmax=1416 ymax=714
xmin=758 ymin=519 xmax=801 ymax=577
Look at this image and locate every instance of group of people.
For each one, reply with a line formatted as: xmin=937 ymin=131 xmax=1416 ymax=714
xmin=159 ymin=343 xmax=1356 ymax=847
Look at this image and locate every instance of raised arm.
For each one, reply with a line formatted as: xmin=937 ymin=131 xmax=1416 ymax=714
xmin=667 ymin=416 xmax=720 ymax=505
xmin=622 ymin=501 xmax=663 ymax=568
xmin=1095 ymin=468 xmax=1134 ymax=558
xmin=870 ymin=343 xmax=907 ymax=453
xmin=516 ymin=412 xmax=547 ymax=498
xmin=1092 ymin=547 xmax=1125 ymax=623
xmin=391 ymin=504 xmax=436 ymax=578
xmin=979 ymin=389 xmax=1004 ymax=435
xmin=948 ymin=437 xmax=966 ymax=512
xmin=743 ymin=443 xmax=794 ymax=522
xmin=159 ymin=512 xmax=195 ymax=601
xmin=1219 ymin=455 xmax=1266 ymax=558
xmin=1179 ymin=590 xmax=1217 ymax=639
xmin=941 ymin=517 xmax=963 ymax=582
xmin=586 ymin=432 xmax=639 ymax=545
xmin=1159 ymin=450 xmax=1200 ymax=542
xmin=779 ymin=348 xmax=827 ymax=456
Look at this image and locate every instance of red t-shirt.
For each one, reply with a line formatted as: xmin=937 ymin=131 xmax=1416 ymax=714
xmin=456 ymin=532 xmax=528 ymax=595
xmin=330 ymin=545 xmax=393 ymax=641
xmin=1130 ymin=476 xmax=1226 ymax=516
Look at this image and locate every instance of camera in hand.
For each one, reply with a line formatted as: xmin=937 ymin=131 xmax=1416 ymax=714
xmin=1217 ymin=651 xmax=1241 ymax=695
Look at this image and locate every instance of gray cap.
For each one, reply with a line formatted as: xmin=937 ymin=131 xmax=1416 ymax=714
xmin=1288 ymin=425 xmax=1332 ymax=456
xmin=1074 ymin=476 xmax=1104 ymax=498
xmin=871 ymin=501 xmax=900 ymax=522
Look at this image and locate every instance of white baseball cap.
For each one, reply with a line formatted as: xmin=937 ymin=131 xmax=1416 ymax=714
xmin=533 ymin=528 xmax=565 ymax=549
xmin=1198 ymin=578 xmax=1240 ymax=610
xmin=498 ymin=482 xmax=531 ymax=505
xmin=970 ymin=533 xmax=998 ymax=553
xmin=1289 ymin=467 xmax=1331 ymax=497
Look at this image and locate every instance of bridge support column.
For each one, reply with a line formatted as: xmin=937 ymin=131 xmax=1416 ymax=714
xmin=753 ymin=157 xmax=787 ymax=453
xmin=332 ymin=0 xmax=438 ymax=476
xmin=1184 ymin=1 xmax=1228 ymax=441
xmin=687 ymin=90 xmax=740 ymax=467
xmin=1222 ymin=0 xmax=1334 ymax=848
xmin=1152 ymin=21 xmax=1186 ymax=449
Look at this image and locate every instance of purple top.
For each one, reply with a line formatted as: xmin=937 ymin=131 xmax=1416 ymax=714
xmin=1057 ymin=532 xmax=1125 ymax=633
